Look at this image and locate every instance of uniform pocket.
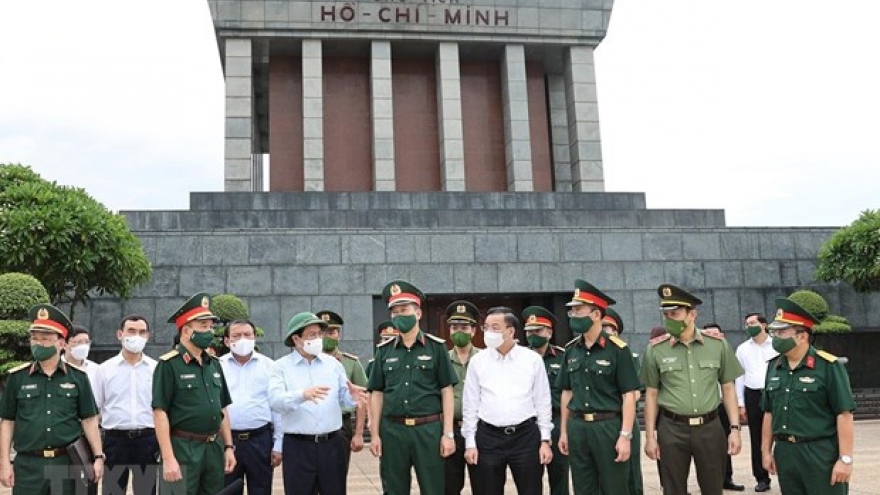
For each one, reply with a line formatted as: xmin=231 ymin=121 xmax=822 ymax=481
xmin=659 ymin=362 xmax=683 ymax=374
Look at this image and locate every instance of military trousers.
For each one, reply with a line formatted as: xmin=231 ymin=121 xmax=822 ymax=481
xmin=629 ymin=416 xmax=644 ymax=495
xmin=543 ymin=415 xmax=569 ymax=495
xmin=567 ymin=415 xmax=632 ymax=495
xmin=379 ymin=419 xmax=444 ymax=495
xmin=13 ymin=454 xmax=79 ymax=495
xmin=159 ymin=436 xmax=224 ymax=495
xmin=656 ymin=412 xmax=726 ymax=495
xmin=775 ymin=436 xmax=847 ymax=495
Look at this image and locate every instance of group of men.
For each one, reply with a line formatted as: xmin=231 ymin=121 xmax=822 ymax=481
xmin=0 ymin=277 xmax=857 ymax=495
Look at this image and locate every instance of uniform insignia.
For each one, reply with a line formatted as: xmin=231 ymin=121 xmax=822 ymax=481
xmin=598 ymin=336 xmax=606 ymax=348
xmin=367 ymin=358 xmax=375 ymax=364
xmin=180 ymin=373 xmax=196 ymax=380
xmin=702 ymin=331 xmax=724 ymax=340
xmin=60 ymin=383 xmax=76 ymax=389
xmin=160 ymin=350 xmax=179 ymax=361
xmin=596 ymin=360 xmax=611 ymax=366
xmin=609 ymin=335 xmax=628 ymax=348
xmin=390 ymin=284 xmax=401 ymax=296
xmin=377 ymin=337 xmax=396 ymax=347
xmin=632 ymin=352 xmax=640 ymax=359
xmin=21 ymin=383 xmax=37 ymax=390
xmin=417 ymin=355 xmax=433 ymax=361
xmin=321 ymin=313 xmax=331 ymax=322
xmin=385 ymin=357 xmax=399 ymax=363
xmin=550 ymin=363 xmax=561 ymax=369
xmin=769 ymin=376 xmax=780 ymax=381
xmin=776 ymin=308 xmax=784 ymax=318
xmin=7 ymin=362 xmax=30 ymax=374
xmin=816 ymin=350 xmax=837 ymax=363
xmin=650 ymin=334 xmax=672 ymax=346
xmin=213 ymin=372 xmax=221 ymax=378
xmin=426 ymin=333 xmax=446 ymax=344
xmin=342 ymin=352 xmax=359 ymax=360
xmin=565 ymin=336 xmax=580 ymax=348
xmin=552 ymin=345 xmax=565 ymax=352
xmin=527 ymin=314 xmax=537 ymax=324
xmin=182 ymin=353 xmax=192 ymax=365
xmin=201 ymin=296 xmax=210 ymax=308
xmin=662 ymin=286 xmax=672 ymax=297
xmin=799 ymin=376 xmax=816 ymax=384
xmin=806 ymin=356 xmax=815 ymax=369
xmin=567 ymin=357 xmax=579 ymax=364
xmin=37 ymin=308 xmax=49 ymax=320
xmin=457 ymin=305 xmax=466 ymax=314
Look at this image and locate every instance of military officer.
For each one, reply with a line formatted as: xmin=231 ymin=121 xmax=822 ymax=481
xmin=152 ymin=293 xmax=236 ymax=495
xmin=0 ymin=304 xmax=105 ymax=495
xmin=444 ymin=300 xmax=482 ymax=495
xmin=365 ymin=321 xmax=397 ymax=380
xmin=521 ymin=305 xmax=569 ymax=495
xmin=556 ymin=280 xmax=641 ymax=495
xmin=367 ymin=280 xmax=457 ymax=495
xmin=602 ymin=306 xmax=645 ymax=495
xmin=316 ymin=310 xmax=369 ymax=479
xmin=640 ymin=284 xmax=744 ymax=495
xmin=761 ymin=297 xmax=855 ymax=495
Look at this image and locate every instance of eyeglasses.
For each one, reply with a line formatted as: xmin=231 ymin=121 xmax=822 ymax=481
xmin=481 ymin=325 xmax=509 ymax=333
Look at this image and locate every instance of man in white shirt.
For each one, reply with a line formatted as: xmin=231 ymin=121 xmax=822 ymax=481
xmin=462 ymin=306 xmax=553 ymax=495
xmin=64 ymin=325 xmax=100 ymax=390
xmin=219 ymin=320 xmax=282 ymax=495
xmin=735 ymin=313 xmax=777 ymax=492
xmin=94 ymin=315 xmax=159 ymax=495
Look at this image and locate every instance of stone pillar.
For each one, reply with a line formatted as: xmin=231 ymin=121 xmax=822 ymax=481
xmin=224 ymin=38 xmax=253 ymax=191
xmin=547 ymin=74 xmax=572 ymax=192
xmin=500 ymin=44 xmax=534 ymax=191
xmin=435 ymin=43 xmax=466 ymax=191
xmin=302 ymin=39 xmax=324 ymax=191
xmin=565 ymin=46 xmax=605 ymax=192
xmin=371 ymin=41 xmax=395 ymax=191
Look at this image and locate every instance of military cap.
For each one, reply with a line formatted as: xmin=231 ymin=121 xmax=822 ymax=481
xmin=522 ymin=306 xmax=557 ymax=330
xmin=566 ymin=279 xmax=616 ymax=308
xmin=769 ymin=298 xmax=821 ymax=331
xmin=28 ymin=304 xmax=73 ymax=339
xmin=284 ymin=312 xmax=328 ymax=346
xmin=602 ymin=307 xmax=624 ymax=333
xmin=376 ymin=320 xmax=398 ymax=338
xmin=446 ymin=300 xmax=480 ymax=325
xmin=167 ymin=292 xmax=218 ymax=330
xmin=657 ymin=284 xmax=702 ymax=310
xmin=382 ymin=280 xmax=424 ymax=308
xmin=315 ymin=310 xmax=344 ymax=328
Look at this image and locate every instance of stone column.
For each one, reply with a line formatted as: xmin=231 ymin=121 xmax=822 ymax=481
xmin=224 ymin=38 xmax=253 ymax=191
xmin=436 ymin=43 xmax=465 ymax=191
xmin=371 ymin=41 xmax=395 ymax=191
xmin=565 ymin=46 xmax=605 ymax=192
xmin=500 ymin=44 xmax=533 ymax=191
xmin=547 ymin=74 xmax=572 ymax=191
xmin=302 ymin=39 xmax=324 ymax=191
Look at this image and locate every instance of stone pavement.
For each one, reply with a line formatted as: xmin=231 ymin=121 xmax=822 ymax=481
xmin=2 ymin=420 xmax=877 ymax=494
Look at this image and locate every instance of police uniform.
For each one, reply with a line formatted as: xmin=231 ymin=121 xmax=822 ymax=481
xmin=365 ymin=321 xmax=397 ymax=381
xmin=152 ymin=293 xmax=233 ymax=495
xmin=557 ymin=282 xmax=641 ymax=495
xmin=444 ymin=300 xmax=482 ymax=495
xmin=521 ymin=305 xmax=569 ymax=495
xmin=640 ymin=284 xmax=744 ymax=495
xmin=367 ymin=281 xmax=458 ymax=495
xmin=761 ymin=298 xmax=856 ymax=495
xmin=0 ymin=305 xmax=102 ymax=495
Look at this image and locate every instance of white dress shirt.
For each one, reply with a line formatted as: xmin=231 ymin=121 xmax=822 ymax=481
xmin=461 ymin=343 xmax=553 ymax=449
xmin=63 ymin=356 xmax=100 ymax=397
xmin=219 ymin=351 xmax=283 ymax=452
xmin=734 ymin=336 xmax=778 ymax=407
xmin=269 ymin=350 xmax=356 ymax=435
xmin=94 ymin=352 xmax=157 ymax=429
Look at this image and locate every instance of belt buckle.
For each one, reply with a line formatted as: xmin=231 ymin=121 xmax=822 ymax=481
xmin=787 ymin=435 xmax=797 ymax=443
xmin=127 ymin=430 xmax=139 ymax=439
xmin=583 ymin=413 xmax=595 ymax=422
xmin=43 ymin=450 xmax=55 ymax=458
xmin=206 ymin=433 xmax=218 ymax=442
xmin=688 ymin=417 xmax=703 ymax=426
xmin=236 ymin=433 xmax=250 ymax=441
xmin=503 ymin=426 xmax=516 ymax=435
xmin=405 ymin=418 xmax=416 ymax=426
xmin=314 ymin=434 xmax=327 ymax=443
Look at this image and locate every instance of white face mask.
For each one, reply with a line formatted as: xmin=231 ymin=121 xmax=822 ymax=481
xmin=483 ymin=332 xmax=505 ymax=350
xmin=230 ymin=338 xmax=256 ymax=357
xmin=302 ymin=337 xmax=323 ymax=357
xmin=69 ymin=344 xmax=90 ymax=361
xmin=122 ymin=335 xmax=147 ymax=354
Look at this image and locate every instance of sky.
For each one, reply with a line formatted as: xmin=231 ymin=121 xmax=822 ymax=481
xmin=1 ymin=1 xmax=877 ymax=227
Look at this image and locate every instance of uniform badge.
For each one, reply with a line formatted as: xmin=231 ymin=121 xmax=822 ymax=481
xmin=550 ymin=363 xmax=561 ymax=369
xmin=573 ymin=288 xmax=581 ymax=299
xmin=799 ymin=376 xmax=815 ymax=383
xmin=385 ymin=357 xmax=399 ymax=363
xmin=60 ymin=383 xmax=76 ymax=389
xmin=661 ymin=357 xmax=677 ymax=364
xmin=770 ymin=376 xmax=780 ymax=381
xmin=201 ymin=296 xmax=210 ymax=308
xmin=180 ymin=373 xmax=196 ymax=380
xmin=457 ymin=305 xmax=466 ymax=314
xmin=806 ymin=356 xmax=815 ymax=369
xmin=662 ymin=286 xmax=672 ymax=297
xmin=596 ymin=360 xmax=611 ymax=366
xmin=527 ymin=315 xmax=537 ymax=324
xmin=213 ymin=372 xmax=221 ymax=378
xmin=37 ymin=308 xmax=49 ymax=320
xmin=390 ymin=284 xmax=401 ymax=296
xmin=22 ymin=384 xmax=37 ymax=390
xmin=321 ymin=313 xmax=331 ymax=322
xmin=568 ymin=358 xmax=579 ymax=364
xmin=417 ymin=355 xmax=432 ymax=361
xmin=776 ymin=308 xmax=784 ymax=319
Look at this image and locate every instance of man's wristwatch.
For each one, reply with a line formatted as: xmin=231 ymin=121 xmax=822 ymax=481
xmin=840 ymin=455 xmax=853 ymax=465
xmin=443 ymin=431 xmax=454 ymax=439
xmin=730 ymin=425 xmax=741 ymax=431
xmin=224 ymin=444 xmax=236 ymax=451
xmin=93 ymin=454 xmax=106 ymax=461
xmin=619 ymin=430 xmax=633 ymax=440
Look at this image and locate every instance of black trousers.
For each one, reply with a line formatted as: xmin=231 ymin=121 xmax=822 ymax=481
xmin=745 ymin=387 xmax=771 ymax=484
xmin=444 ymin=424 xmax=482 ymax=495
xmin=717 ymin=404 xmax=734 ymax=481
xmin=474 ymin=419 xmax=542 ymax=495
xmin=224 ymin=425 xmax=274 ymax=495
xmin=102 ymin=431 xmax=159 ymax=495
xmin=282 ymin=432 xmax=347 ymax=495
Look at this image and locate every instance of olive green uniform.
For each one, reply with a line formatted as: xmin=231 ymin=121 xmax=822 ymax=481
xmin=446 ymin=345 xmax=481 ymax=495
xmin=1 ymin=362 xmax=98 ymax=495
xmin=540 ymin=345 xmax=570 ymax=495
xmin=629 ymin=352 xmax=645 ymax=495
xmin=334 ymin=350 xmax=368 ymax=475
xmin=557 ymin=332 xmax=641 ymax=495
xmin=761 ymin=347 xmax=855 ymax=495
xmin=152 ymin=345 xmax=232 ymax=495
xmin=367 ymin=331 xmax=458 ymax=495
xmin=640 ymin=331 xmax=744 ymax=495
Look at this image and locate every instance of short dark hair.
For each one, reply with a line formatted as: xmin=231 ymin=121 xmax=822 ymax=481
xmin=119 ymin=315 xmax=150 ymax=332
xmin=66 ymin=325 xmax=89 ymax=342
xmin=744 ymin=313 xmax=768 ymax=325
xmin=486 ymin=306 xmax=520 ymax=332
xmin=225 ymin=319 xmax=256 ymax=338
xmin=702 ymin=323 xmax=721 ymax=331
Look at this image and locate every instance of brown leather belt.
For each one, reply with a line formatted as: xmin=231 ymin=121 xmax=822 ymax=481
xmin=171 ymin=429 xmax=219 ymax=442
xmin=573 ymin=411 xmax=620 ymax=422
xmin=775 ymin=434 xmax=832 ymax=444
xmin=387 ymin=414 xmax=442 ymax=426
xmin=19 ymin=447 xmax=68 ymax=458
xmin=660 ymin=408 xmax=718 ymax=426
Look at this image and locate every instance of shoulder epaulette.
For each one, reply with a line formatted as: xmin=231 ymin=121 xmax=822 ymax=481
xmin=565 ymin=336 xmax=580 ymax=348
xmin=367 ymin=358 xmax=375 ymax=363
xmin=377 ymin=337 xmax=396 ymax=348
xmin=160 ymin=350 xmax=180 ymax=361
xmin=609 ymin=335 xmax=628 ymax=349
xmin=342 ymin=352 xmax=359 ymax=360
xmin=816 ymin=350 xmax=838 ymax=363
xmin=649 ymin=334 xmax=672 ymax=346
xmin=426 ymin=334 xmax=445 ymax=344
xmin=7 ymin=362 xmax=30 ymax=374
xmin=702 ymin=332 xmax=724 ymax=341
xmin=552 ymin=345 xmax=566 ymax=353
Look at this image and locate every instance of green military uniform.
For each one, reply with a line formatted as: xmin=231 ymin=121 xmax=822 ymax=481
xmin=522 ymin=305 xmax=569 ymax=495
xmin=640 ymin=284 xmax=744 ymax=495
xmin=366 ymin=321 xmax=396 ymax=381
xmin=367 ymin=281 xmax=458 ymax=495
xmin=152 ymin=293 xmax=232 ymax=495
xmin=0 ymin=304 xmax=99 ymax=495
xmin=761 ymin=298 xmax=856 ymax=495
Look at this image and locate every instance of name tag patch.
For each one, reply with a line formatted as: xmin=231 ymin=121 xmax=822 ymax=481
xmin=549 ymin=363 xmax=561 ymax=369
xmin=213 ymin=372 xmax=221 ymax=379
xmin=21 ymin=384 xmax=37 ymax=390
xmin=799 ymin=376 xmax=816 ymax=384
xmin=385 ymin=357 xmax=399 ymax=363
xmin=180 ymin=373 xmax=196 ymax=380
xmin=60 ymin=383 xmax=76 ymax=389
xmin=417 ymin=355 xmax=432 ymax=361
xmin=595 ymin=360 xmax=611 ymax=366
xmin=661 ymin=357 xmax=677 ymax=364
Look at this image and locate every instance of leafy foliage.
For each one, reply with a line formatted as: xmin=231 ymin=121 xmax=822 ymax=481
xmin=0 ymin=164 xmax=152 ymax=317
xmin=0 ymin=320 xmax=32 ymax=376
xmin=788 ymin=289 xmax=851 ymax=335
xmin=816 ymin=209 xmax=880 ymax=293
xmin=210 ymin=294 xmax=264 ymax=356
xmin=0 ymin=272 xmax=50 ymax=319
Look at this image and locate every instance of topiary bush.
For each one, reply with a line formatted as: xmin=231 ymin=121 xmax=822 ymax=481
xmin=0 ymin=272 xmax=50 ymax=320
xmin=210 ymin=294 xmax=264 ymax=356
xmin=788 ymin=290 xmax=829 ymax=321
xmin=0 ymin=320 xmax=32 ymax=381
xmin=815 ymin=314 xmax=852 ymax=334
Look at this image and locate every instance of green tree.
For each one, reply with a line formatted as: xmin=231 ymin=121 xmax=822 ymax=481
xmin=210 ymin=294 xmax=265 ymax=356
xmin=0 ymin=273 xmax=51 ymax=379
xmin=0 ymin=164 xmax=152 ymax=318
xmin=788 ymin=289 xmax=851 ymax=334
xmin=816 ymin=209 xmax=880 ymax=293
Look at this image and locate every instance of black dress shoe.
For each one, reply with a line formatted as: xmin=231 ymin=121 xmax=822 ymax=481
xmin=723 ymin=480 xmax=745 ymax=491
xmin=755 ymin=480 xmax=772 ymax=492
